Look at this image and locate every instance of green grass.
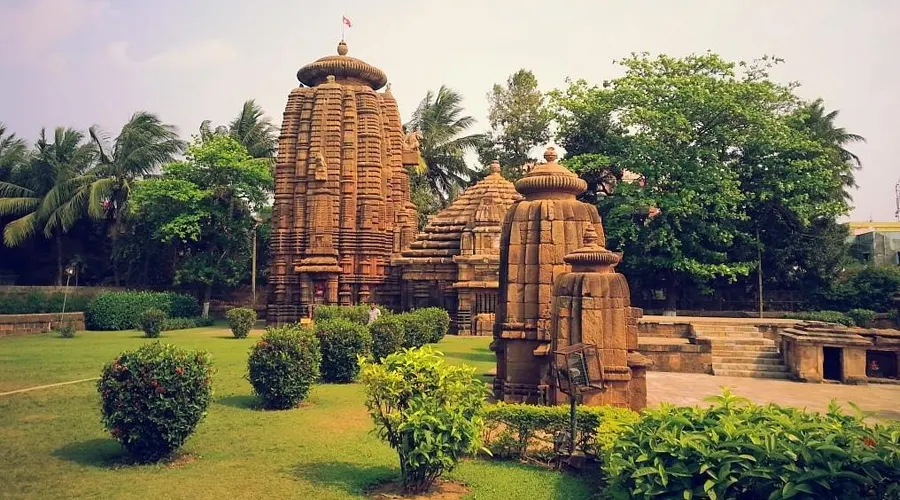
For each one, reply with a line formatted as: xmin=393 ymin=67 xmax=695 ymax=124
xmin=0 ymin=328 xmax=595 ymax=499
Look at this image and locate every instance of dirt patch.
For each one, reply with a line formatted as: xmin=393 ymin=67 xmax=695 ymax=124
xmin=367 ymin=479 xmax=469 ymax=500
xmin=164 ymin=453 xmax=199 ymax=469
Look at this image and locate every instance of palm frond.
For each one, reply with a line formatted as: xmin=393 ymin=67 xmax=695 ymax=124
xmin=3 ymin=212 xmax=39 ymax=247
xmin=0 ymin=197 xmax=39 ymax=216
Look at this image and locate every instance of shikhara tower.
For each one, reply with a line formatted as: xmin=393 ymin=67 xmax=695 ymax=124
xmin=267 ymin=41 xmax=419 ymax=325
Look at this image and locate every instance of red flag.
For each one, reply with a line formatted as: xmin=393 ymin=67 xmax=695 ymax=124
xmin=342 ymin=16 xmax=352 ymax=28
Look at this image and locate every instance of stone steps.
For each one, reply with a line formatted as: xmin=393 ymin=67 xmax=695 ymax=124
xmin=712 ymin=369 xmax=792 ymax=379
xmin=712 ymin=355 xmax=783 ymax=365
xmin=694 ymin=323 xmax=790 ymax=380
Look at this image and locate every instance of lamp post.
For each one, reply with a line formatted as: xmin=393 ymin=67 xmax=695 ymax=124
xmin=58 ymin=266 xmax=75 ymax=329
xmin=251 ymin=214 xmax=262 ymax=308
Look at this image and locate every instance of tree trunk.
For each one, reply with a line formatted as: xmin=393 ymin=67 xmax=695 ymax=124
xmin=202 ymin=285 xmax=212 ymax=318
xmin=55 ymin=233 xmax=63 ymax=286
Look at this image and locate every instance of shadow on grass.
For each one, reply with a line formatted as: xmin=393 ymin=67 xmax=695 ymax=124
xmin=52 ymin=438 xmax=127 ymax=467
xmin=216 ymin=394 xmax=258 ymax=410
xmin=293 ymin=461 xmax=396 ymax=495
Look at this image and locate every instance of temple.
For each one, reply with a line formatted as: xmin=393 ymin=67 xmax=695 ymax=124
xmin=492 ymin=147 xmax=648 ymax=409
xmin=393 ymin=160 xmax=521 ymax=335
xmin=267 ymin=41 xmax=420 ymax=325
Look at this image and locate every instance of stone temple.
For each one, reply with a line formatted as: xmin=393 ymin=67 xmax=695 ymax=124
xmin=393 ymin=160 xmax=521 ymax=335
xmin=267 ymin=41 xmax=420 ymax=325
xmin=492 ymin=147 xmax=648 ymax=410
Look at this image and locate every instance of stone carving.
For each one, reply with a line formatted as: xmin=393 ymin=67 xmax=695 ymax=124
xmin=550 ymin=225 xmax=650 ymax=410
xmin=266 ymin=41 xmax=419 ymax=325
xmin=393 ymin=160 xmax=521 ymax=335
xmin=402 ymin=130 xmax=423 ymax=152
xmin=492 ymin=146 xmax=649 ymax=406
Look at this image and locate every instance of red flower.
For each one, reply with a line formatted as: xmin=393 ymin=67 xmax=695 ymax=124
xmin=111 ymin=427 xmax=122 ymax=438
xmin=863 ymin=437 xmax=876 ymax=448
xmin=155 ymin=385 xmax=166 ymax=394
xmin=175 ymin=367 xmax=184 ymax=375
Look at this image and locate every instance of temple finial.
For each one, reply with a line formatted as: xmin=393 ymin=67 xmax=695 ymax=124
xmin=583 ymin=225 xmax=599 ymax=246
xmin=543 ymin=147 xmax=558 ymax=163
xmin=337 ymin=40 xmax=348 ymax=56
xmin=490 ymin=159 xmax=501 ymax=174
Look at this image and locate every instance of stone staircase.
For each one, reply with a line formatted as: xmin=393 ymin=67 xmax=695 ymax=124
xmin=692 ymin=323 xmax=790 ymax=379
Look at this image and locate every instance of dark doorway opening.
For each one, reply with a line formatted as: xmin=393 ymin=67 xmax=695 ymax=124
xmin=867 ymin=351 xmax=898 ymax=379
xmin=823 ymin=347 xmax=842 ymax=381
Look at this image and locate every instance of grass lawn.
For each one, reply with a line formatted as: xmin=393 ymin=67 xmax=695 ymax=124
xmin=0 ymin=327 xmax=596 ymax=499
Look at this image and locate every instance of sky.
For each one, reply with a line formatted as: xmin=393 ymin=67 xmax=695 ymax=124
xmin=1 ymin=0 xmax=898 ymax=220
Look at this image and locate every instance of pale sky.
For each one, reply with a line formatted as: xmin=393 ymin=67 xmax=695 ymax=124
xmin=1 ymin=0 xmax=898 ymax=220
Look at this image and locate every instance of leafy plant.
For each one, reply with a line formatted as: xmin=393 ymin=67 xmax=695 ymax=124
xmin=138 ymin=308 xmax=167 ymax=338
xmin=313 ymin=304 xmax=384 ymax=325
xmin=85 ymin=291 xmax=199 ymax=330
xmin=399 ymin=311 xmax=432 ymax=349
xmin=785 ymin=310 xmax=855 ymax=326
xmin=247 ymin=324 xmax=320 ymax=410
xmin=415 ymin=307 xmax=451 ymax=343
xmin=370 ymin=315 xmax=405 ymax=362
xmin=360 ymin=347 xmax=487 ymax=494
xmin=54 ymin=323 xmax=76 ymax=338
xmin=226 ymin=307 xmax=256 ymax=339
xmin=0 ymin=290 xmax=94 ymax=314
xmin=847 ymin=308 xmax=877 ymax=328
xmin=602 ymin=390 xmax=900 ymax=499
xmin=98 ymin=342 xmax=213 ymax=462
xmin=315 ymin=318 xmax=371 ymax=383
xmin=161 ymin=316 xmax=212 ymax=331
xmin=482 ymin=403 xmax=638 ymax=461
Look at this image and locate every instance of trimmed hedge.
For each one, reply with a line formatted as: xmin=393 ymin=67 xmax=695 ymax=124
xmin=370 ymin=315 xmax=405 ymax=362
xmin=85 ymin=291 xmax=200 ymax=330
xmin=313 ymin=305 xmax=370 ymax=325
xmin=248 ymin=324 xmax=321 ymax=410
xmin=226 ymin=307 xmax=256 ymax=339
xmin=161 ymin=316 xmax=214 ymax=331
xmin=415 ymin=307 xmax=450 ymax=343
xmin=138 ymin=308 xmax=167 ymax=338
xmin=315 ymin=318 xmax=371 ymax=383
xmin=785 ymin=310 xmax=855 ymax=327
xmin=482 ymin=403 xmax=639 ymax=461
xmin=848 ymin=308 xmax=877 ymax=328
xmin=98 ymin=342 xmax=213 ymax=462
xmin=0 ymin=291 xmax=93 ymax=314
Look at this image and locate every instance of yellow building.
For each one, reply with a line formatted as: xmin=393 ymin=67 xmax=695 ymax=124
xmin=846 ymin=221 xmax=900 ymax=266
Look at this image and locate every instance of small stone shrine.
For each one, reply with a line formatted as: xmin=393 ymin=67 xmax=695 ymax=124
xmin=550 ymin=227 xmax=649 ymax=410
xmin=492 ymin=147 xmax=646 ymax=408
xmin=780 ymin=321 xmax=900 ymax=383
xmin=393 ymin=160 xmax=521 ymax=335
xmin=267 ymin=41 xmax=420 ymax=325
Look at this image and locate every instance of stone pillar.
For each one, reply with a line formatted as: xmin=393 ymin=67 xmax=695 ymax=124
xmin=843 ymin=347 xmax=868 ymax=384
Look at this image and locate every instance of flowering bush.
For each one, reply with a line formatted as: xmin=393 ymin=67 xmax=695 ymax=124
xmin=98 ymin=342 xmax=213 ymax=462
xmin=226 ymin=307 xmax=256 ymax=338
xmin=247 ymin=325 xmax=321 ymax=409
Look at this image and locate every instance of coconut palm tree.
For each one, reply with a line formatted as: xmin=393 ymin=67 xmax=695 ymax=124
xmin=404 ymin=86 xmax=484 ymax=205
xmin=228 ymin=99 xmax=278 ymax=159
xmin=794 ymin=98 xmax=865 ymax=193
xmin=87 ymin=112 xmax=185 ymax=229
xmin=0 ymin=123 xmax=27 ymax=182
xmin=0 ymin=127 xmax=95 ymax=284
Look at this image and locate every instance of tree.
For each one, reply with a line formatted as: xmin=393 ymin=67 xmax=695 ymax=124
xmin=553 ymin=53 xmax=850 ymax=310
xmin=477 ymin=69 xmax=552 ymax=180
xmin=130 ymin=135 xmax=272 ymax=314
xmin=404 ymin=86 xmax=483 ymax=205
xmin=200 ymin=99 xmax=278 ymax=159
xmin=0 ymin=123 xmax=27 ymax=182
xmin=791 ymin=98 xmax=865 ymax=198
xmin=0 ymin=128 xmax=95 ymax=284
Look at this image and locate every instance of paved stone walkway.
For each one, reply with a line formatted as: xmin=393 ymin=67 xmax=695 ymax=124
xmin=647 ymin=371 xmax=900 ymax=420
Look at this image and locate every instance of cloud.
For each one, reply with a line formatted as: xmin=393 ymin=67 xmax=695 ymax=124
xmin=0 ymin=0 xmax=111 ymax=65
xmin=107 ymin=39 xmax=239 ymax=71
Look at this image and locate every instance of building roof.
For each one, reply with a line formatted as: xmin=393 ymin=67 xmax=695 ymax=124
xmin=397 ymin=161 xmax=521 ymax=263
xmin=846 ymin=221 xmax=900 ymax=236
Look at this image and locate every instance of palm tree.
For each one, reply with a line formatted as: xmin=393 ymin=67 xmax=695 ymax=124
xmin=87 ymin=112 xmax=185 ymax=230
xmin=0 ymin=127 xmax=95 ymax=284
xmin=794 ymin=99 xmax=865 ymax=192
xmin=228 ymin=99 xmax=278 ymax=159
xmin=0 ymin=123 xmax=27 ymax=181
xmin=404 ymin=86 xmax=484 ymax=205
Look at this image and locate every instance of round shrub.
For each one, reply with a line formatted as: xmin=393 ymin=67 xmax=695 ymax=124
xmin=370 ymin=315 xmax=405 ymax=362
xmin=399 ymin=311 xmax=431 ymax=349
xmin=226 ymin=307 xmax=257 ymax=338
xmin=98 ymin=342 xmax=213 ymax=462
xmin=416 ymin=307 xmax=451 ymax=343
xmin=315 ymin=318 xmax=371 ymax=383
xmin=138 ymin=308 xmax=167 ymax=338
xmin=847 ymin=308 xmax=877 ymax=328
xmin=54 ymin=324 xmax=76 ymax=338
xmin=248 ymin=325 xmax=321 ymax=409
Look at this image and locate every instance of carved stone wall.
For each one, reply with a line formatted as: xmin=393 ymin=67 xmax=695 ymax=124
xmin=393 ymin=161 xmax=520 ymax=334
xmin=267 ymin=41 xmax=418 ymax=325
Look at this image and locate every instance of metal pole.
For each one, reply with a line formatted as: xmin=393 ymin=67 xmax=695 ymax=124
xmin=60 ymin=272 xmax=71 ymax=326
xmin=757 ymin=227 xmax=763 ymax=319
xmin=251 ymin=228 xmax=258 ymax=307
xmin=569 ymin=390 xmax=578 ymax=456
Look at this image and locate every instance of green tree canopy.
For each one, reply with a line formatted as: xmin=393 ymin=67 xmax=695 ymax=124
xmin=552 ymin=53 xmax=854 ymax=309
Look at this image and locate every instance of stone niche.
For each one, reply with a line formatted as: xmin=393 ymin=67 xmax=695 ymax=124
xmin=267 ymin=41 xmax=420 ymax=325
xmin=393 ymin=161 xmax=521 ymax=334
xmin=492 ymin=147 xmax=649 ymax=409
xmin=780 ymin=321 xmax=900 ymax=384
